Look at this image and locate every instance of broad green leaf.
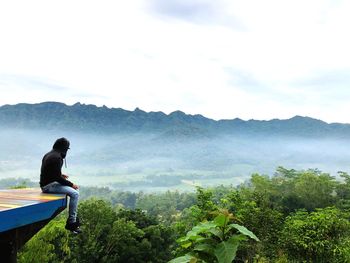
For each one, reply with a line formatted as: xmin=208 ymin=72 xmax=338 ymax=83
xmin=214 ymin=237 xmax=240 ymax=263
xmin=168 ymin=254 xmax=197 ymax=263
xmin=189 ymin=235 xmax=205 ymax=241
xmin=196 ymin=237 xmax=217 ymax=245
xmin=228 ymin=224 xmax=259 ymax=241
xmin=187 ymin=222 xmax=217 ymax=238
xmin=209 ymin=228 xmax=223 ymax=240
xmin=193 ymin=236 xmax=207 ymax=243
xmin=214 ymin=214 xmax=227 ymax=227
xmin=229 ymin=234 xmax=248 ymax=242
xmin=194 ymin=243 xmax=215 ymax=254
xmin=181 ymin=241 xmax=193 ymax=249
xmin=177 ymin=236 xmax=189 ymax=243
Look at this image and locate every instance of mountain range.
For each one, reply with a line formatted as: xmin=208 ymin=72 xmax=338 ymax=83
xmin=0 ymin=102 xmax=349 ymax=139
xmin=1 ymin=102 xmax=350 ymax=189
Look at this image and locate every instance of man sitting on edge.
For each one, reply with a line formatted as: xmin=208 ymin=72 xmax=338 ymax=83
xmin=40 ymin=137 xmax=81 ymax=234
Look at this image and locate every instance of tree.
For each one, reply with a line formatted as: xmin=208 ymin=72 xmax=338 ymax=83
xmin=280 ymin=207 xmax=350 ymax=262
xmin=69 ymin=199 xmax=175 ymax=262
xmin=293 ymin=170 xmax=337 ymax=211
xmin=335 ymin=171 xmax=350 ymax=209
xmin=69 ymin=199 xmax=118 ymax=262
xmin=18 ymin=219 xmax=71 ymax=263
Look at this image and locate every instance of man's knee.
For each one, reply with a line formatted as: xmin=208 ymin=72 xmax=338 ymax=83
xmin=69 ymin=189 xmax=79 ymax=199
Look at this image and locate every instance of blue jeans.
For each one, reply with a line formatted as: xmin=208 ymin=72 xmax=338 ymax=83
xmin=41 ymin=181 xmax=79 ymax=224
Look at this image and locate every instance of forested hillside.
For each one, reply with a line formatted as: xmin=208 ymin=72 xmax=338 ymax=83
xmin=14 ymin=167 xmax=350 ymax=262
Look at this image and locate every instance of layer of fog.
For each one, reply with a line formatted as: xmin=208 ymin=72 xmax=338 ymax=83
xmin=1 ymin=128 xmax=350 ymax=191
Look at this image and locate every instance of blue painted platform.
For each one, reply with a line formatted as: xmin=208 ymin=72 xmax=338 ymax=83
xmin=0 ymin=188 xmax=67 ymax=233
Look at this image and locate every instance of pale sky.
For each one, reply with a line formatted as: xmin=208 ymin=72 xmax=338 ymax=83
xmin=0 ymin=0 xmax=350 ymax=123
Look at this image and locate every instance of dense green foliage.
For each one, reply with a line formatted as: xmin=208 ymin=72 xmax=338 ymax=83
xmin=18 ymin=199 xmax=174 ymax=263
xmin=16 ymin=167 xmax=350 ymax=262
xmin=280 ymin=207 xmax=350 ymax=262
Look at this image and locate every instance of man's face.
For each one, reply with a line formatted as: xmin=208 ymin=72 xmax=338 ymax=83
xmin=61 ymin=148 xmax=69 ymax=159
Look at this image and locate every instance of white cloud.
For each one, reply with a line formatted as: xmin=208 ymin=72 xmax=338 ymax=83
xmin=0 ymin=0 xmax=350 ymax=123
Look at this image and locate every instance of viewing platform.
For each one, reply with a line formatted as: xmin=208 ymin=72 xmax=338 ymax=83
xmin=0 ymin=188 xmax=67 ymax=263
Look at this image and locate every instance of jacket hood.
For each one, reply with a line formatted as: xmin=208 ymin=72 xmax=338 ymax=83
xmin=53 ymin=137 xmax=70 ymax=152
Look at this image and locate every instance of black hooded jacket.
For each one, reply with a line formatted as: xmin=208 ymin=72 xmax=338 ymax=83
xmin=40 ymin=138 xmax=73 ymax=188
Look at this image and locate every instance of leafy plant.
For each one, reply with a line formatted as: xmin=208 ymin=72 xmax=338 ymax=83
xmin=170 ymin=209 xmax=259 ymax=263
xmin=280 ymin=207 xmax=350 ymax=262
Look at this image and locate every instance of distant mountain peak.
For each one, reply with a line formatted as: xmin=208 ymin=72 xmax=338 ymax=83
xmin=288 ymin=115 xmax=327 ymax=124
xmin=169 ymin=110 xmax=186 ymax=116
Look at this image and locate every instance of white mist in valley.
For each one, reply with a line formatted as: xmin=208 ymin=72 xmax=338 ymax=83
xmin=1 ymin=127 xmax=349 ymax=192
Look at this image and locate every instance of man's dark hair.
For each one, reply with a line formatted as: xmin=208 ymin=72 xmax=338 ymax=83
xmin=53 ymin=137 xmax=70 ymax=151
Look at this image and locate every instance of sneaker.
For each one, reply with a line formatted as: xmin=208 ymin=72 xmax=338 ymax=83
xmin=65 ymin=221 xmax=82 ymax=234
xmin=76 ymin=217 xmax=81 ymax=227
xmin=66 ymin=217 xmax=81 ymax=226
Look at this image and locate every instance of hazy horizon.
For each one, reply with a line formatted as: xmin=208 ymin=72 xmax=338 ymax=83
xmin=1 ymin=126 xmax=350 ymax=192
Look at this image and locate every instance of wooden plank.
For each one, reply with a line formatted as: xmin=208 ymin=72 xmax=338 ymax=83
xmin=0 ymin=188 xmax=66 ymax=212
xmin=0 ymin=188 xmax=67 ymax=232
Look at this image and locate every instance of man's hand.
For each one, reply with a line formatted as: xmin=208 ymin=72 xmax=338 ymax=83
xmin=62 ymin=174 xmax=69 ymax=179
xmin=72 ymin=184 xmax=79 ymax=190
